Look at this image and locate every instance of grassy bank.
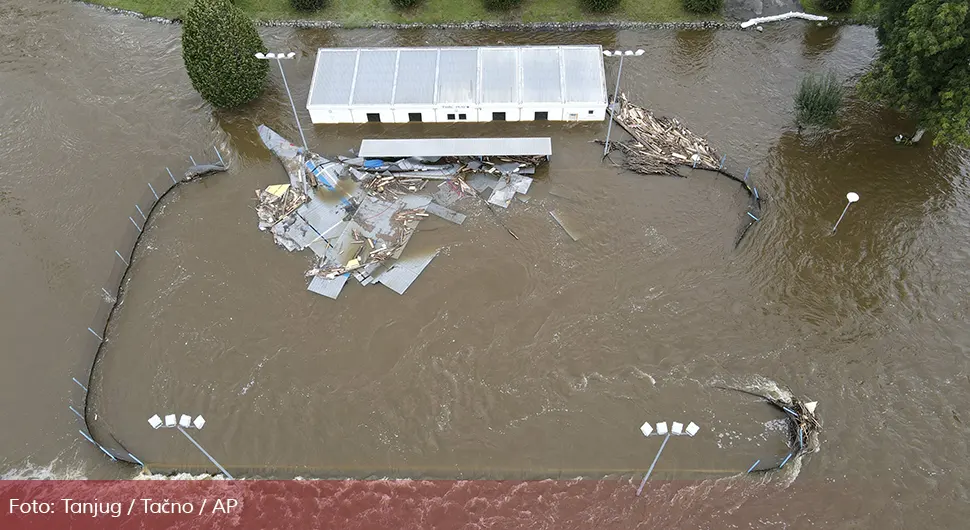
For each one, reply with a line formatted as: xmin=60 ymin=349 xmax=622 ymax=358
xmin=801 ymin=0 xmax=879 ymax=22
xmin=87 ymin=0 xmax=710 ymax=26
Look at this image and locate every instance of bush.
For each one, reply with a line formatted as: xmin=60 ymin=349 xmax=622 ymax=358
xmin=182 ymin=0 xmax=268 ymax=109
xmin=682 ymin=0 xmax=722 ymax=14
xmin=581 ymin=0 xmax=622 ymax=12
xmin=390 ymin=0 xmax=423 ymax=8
xmin=482 ymin=0 xmax=523 ymax=11
xmin=817 ymin=0 xmax=853 ymax=12
xmin=794 ymin=72 xmax=843 ymax=127
xmin=290 ymin=0 xmax=329 ymax=10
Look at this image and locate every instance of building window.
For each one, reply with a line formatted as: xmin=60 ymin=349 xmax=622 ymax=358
xmin=366 ymin=113 xmax=381 ymax=123
xmin=588 ymin=110 xmax=595 ymax=115
xmin=408 ymin=112 xmax=422 ymax=122
xmin=534 ymin=111 xmax=548 ymax=121
xmin=447 ymin=113 xmax=455 ymax=120
xmin=459 ymin=113 xmax=467 ymax=120
xmin=492 ymin=112 xmax=506 ymax=121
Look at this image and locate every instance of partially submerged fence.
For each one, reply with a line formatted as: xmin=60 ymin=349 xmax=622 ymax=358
xmin=68 ymin=147 xmax=227 ymax=469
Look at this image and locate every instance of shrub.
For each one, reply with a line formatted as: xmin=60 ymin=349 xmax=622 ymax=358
xmin=390 ymin=0 xmax=423 ymax=8
xmin=817 ymin=0 xmax=853 ymax=12
xmin=581 ymin=0 xmax=622 ymax=12
xmin=290 ymin=0 xmax=329 ymax=10
xmin=182 ymin=0 xmax=268 ymax=109
xmin=794 ymin=72 xmax=843 ymax=127
xmin=682 ymin=0 xmax=722 ymax=14
xmin=482 ymin=0 xmax=523 ymax=11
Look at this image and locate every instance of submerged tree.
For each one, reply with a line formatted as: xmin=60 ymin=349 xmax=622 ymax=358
xmin=182 ymin=0 xmax=268 ymax=109
xmin=794 ymin=72 xmax=844 ymax=128
xmin=860 ymin=0 xmax=970 ymax=146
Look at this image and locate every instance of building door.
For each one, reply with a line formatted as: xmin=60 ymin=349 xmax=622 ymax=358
xmin=408 ymin=112 xmax=422 ymax=122
xmin=534 ymin=111 xmax=548 ymax=121
xmin=492 ymin=112 xmax=506 ymax=121
xmin=366 ymin=113 xmax=381 ymax=123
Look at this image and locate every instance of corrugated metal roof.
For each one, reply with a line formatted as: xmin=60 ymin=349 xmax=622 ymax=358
xmin=394 ymin=49 xmax=438 ymax=105
xmin=437 ymin=48 xmax=478 ymax=105
xmin=358 ymin=137 xmax=553 ymax=158
xmin=521 ymin=47 xmax=563 ymax=104
xmin=308 ymin=50 xmax=358 ymax=106
xmin=307 ymin=46 xmax=604 ymax=109
xmin=562 ymin=46 xmax=606 ymax=104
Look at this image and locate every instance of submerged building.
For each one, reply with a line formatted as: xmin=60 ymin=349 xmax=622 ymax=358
xmin=305 ymin=45 xmax=608 ymax=125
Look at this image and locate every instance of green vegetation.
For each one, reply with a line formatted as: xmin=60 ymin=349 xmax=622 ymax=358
xmin=801 ymin=0 xmax=879 ymax=20
xmin=682 ymin=0 xmax=722 ymax=15
xmin=482 ymin=0 xmax=523 ymax=11
xmin=581 ymin=0 xmax=622 ymax=13
xmin=794 ymin=72 xmax=844 ymax=127
xmin=290 ymin=0 xmax=328 ymax=11
xmin=816 ymin=0 xmax=852 ymax=12
xmin=390 ymin=0 xmax=423 ymax=8
xmin=88 ymin=0 xmax=710 ymax=25
xmin=181 ymin=0 xmax=268 ymax=109
xmin=860 ymin=0 xmax=970 ymax=147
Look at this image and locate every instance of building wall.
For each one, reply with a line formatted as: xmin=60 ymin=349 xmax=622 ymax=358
xmin=480 ymin=107 xmax=522 ymax=122
xmin=391 ymin=107 xmax=438 ymax=124
xmin=562 ymin=105 xmax=607 ymax=122
xmin=520 ymin=106 xmax=565 ymax=121
xmin=349 ymin=108 xmax=395 ymax=124
xmin=434 ymin=107 xmax=478 ymax=123
xmin=308 ymin=107 xmax=354 ymax=124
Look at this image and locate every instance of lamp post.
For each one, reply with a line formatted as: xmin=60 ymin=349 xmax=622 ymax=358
xmin=635 ymin=420 xmax=700 ymax=496
xmin=602 ymin=49 xmax=645 ymax=158
xmin=148 ymin=413 xmax=234 ymax=479
xmin=832 ymin=192 xmax=860 ymax=233
xmin=255 ymin=51 xmax=309 ymax=152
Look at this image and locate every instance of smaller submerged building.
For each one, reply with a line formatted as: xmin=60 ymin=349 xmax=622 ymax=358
xmin=305 ymin=45 xmax=608 ymax=125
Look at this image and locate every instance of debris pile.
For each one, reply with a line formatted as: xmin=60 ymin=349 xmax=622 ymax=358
xmin=254 ymin=125 xmax=547 ymax=299
xmin=604 ymin=95 xmax=721 ymax=176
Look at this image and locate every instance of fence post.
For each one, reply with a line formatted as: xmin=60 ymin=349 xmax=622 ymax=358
xmin=167 ymin=167 xmax=177 ymax=184
xmin=148 ymin=182 xmax=159 ymax=201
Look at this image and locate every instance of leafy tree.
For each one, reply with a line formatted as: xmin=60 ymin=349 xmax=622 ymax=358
xmin=860 ymin=0 xmax=970 ymax=146
xmin=581 ymin=0 xmax=622 ymax=13
xmin=290 ymin=0 xmax=329 ymax=10
xmin=182 ymin=0 xmax=268 ymax=109
xmin=683 ymin=0 xmax=722 ymax=14
xmin=818 ymin=0 xmax=853 ymax=11
xmin=390 ymin=0 xmax=423 ymax=8
xmin=794 ymin=72 xmax=843 ymax=127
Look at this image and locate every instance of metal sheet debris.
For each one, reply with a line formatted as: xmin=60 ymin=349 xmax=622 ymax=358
xmin=256 ymin=125 xmax=549 ymax=300
xmin=375 ymin=251 xmax=438 ymax=295
xmin=425 ymin=202 xmax=466 ymax=225
xmin=550 ymin=210 xmax=583 ymax=241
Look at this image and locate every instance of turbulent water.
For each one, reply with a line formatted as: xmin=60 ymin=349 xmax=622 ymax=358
xmin=2 ymin=1 xmax=970 ymax=527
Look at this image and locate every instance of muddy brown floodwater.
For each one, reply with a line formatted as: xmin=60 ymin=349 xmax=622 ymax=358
xmin=3 ymin=1 xmax=970 ymax=527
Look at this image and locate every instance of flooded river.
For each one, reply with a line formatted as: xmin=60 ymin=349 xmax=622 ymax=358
xmin=2 ymin=1 xmax=969 ymax=527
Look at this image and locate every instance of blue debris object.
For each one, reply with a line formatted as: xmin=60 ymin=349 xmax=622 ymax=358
xmin=363 ymin=159 xmax=384 ymax=169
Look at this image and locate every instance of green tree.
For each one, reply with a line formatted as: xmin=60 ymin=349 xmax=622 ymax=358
xmin=860 ymin=0 xmax=970 ymax=146
xmin=182 ymin=0 xmax=268 ymax=109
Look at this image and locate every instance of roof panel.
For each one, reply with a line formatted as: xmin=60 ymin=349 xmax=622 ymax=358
xmin=562 ymin=46 xmax=606 ymax=104
xmin=308 ymin=50 xmax=358 ymax=107
xmin=436 ymin=49 xmax=478 ymax=105
xmin=393 ymin=49 xmax=438 ymax=105
xmin=480 ymin=48 xmax=518 ymax=105
xmin=352 ymin=50 xmax=397 ymax=105
xmin=520 ymin=47 xmax=562 ymax=104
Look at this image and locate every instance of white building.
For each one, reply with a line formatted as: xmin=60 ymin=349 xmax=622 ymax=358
xmin=305 ymin=45 xmax=608 ymax=125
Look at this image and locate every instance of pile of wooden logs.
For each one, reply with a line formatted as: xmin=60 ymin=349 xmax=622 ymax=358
xmin=606 ymin=95 xmax=722 ymax=176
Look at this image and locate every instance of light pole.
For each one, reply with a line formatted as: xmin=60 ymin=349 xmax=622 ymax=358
xmin=636 ymin=420 xmax=700 ymax=496
xmin=148 ymin=413 xmax=234 ymax=479
xmin=832 ymin=192 xmax=860 ymax=233
xmin=602 ymin=49 xmax=645 ymax=158
xmin=255 ymin=51 xmax=309 ymax=152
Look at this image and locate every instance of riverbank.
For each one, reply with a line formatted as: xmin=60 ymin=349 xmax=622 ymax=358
xmin=81 ymin=0 xmax=876 ymax=27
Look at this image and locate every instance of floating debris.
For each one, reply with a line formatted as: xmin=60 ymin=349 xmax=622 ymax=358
xmin=255 ymin=126 xmax=547 ymax=299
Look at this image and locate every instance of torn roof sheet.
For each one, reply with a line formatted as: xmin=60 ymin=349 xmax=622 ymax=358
xmin=308 ymin=273 xmax=350 ymax=299
xmin=359 ymin=137 xmax=552 ymax=158
xmin=374 ymin=251 xmax=438 ymax=295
